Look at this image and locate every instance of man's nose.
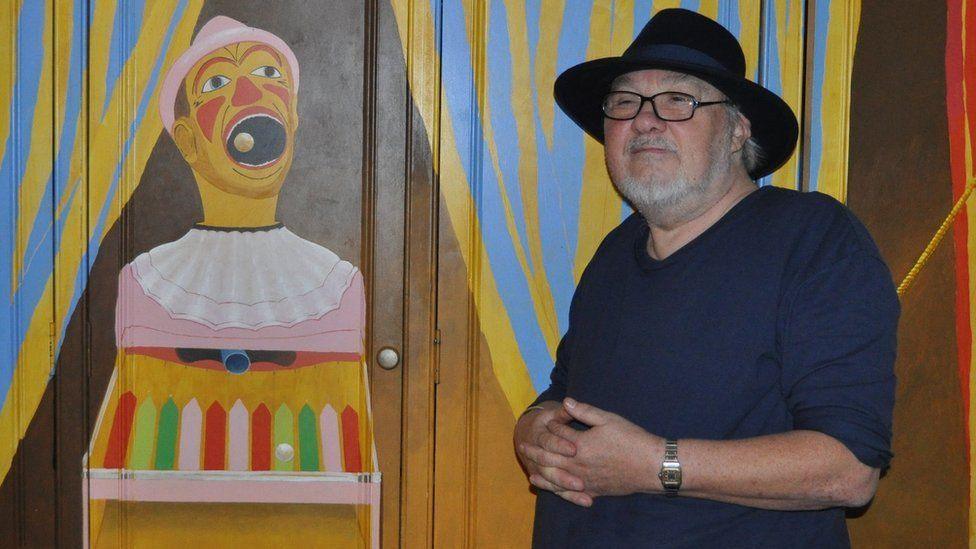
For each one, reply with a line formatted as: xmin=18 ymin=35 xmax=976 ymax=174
xmin=231 ymin=76 xmax=262 ymax=107
xmin=631 ymin=100 xmax=667 ymax=133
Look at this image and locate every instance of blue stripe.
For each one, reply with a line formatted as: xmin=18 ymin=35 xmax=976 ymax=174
xmin=525 ymin=0 xmax=540 ymax=78
xmin=718 ymin=0 xmax=742 ymax=42
xmin=439 ymin=0 xmax=556 ymax=391
xmin=102 ymin=0 xmax=147 ymax=118
xmin=808 ymin=1 xmax=830 ymax=193
xmin=756 ymin=0 xmax=782 ymax=188
xmin=538 ymin=5 xmax=590 ymax=343
xmin=21 ymin=0 xmax=88 ymax=328
xmin=633 ymin=0 xmax=653 ymax=34
xmin=20 ymin=182 xmax=53 ymax=286
xmin=0 ymin=0 xmax=49 ymax=411
xmin=4 ymin=0 xmax=185 ymax=412
xmin=486 ymin=0 xmax=533 ymax=272
xmin=13 ymin=0 xmax=88 ymax=384
xmin=681 ymin=0 xmax=702 ymax=12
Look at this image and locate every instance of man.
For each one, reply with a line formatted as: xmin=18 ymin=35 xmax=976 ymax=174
xmin=514 ymin=9 xmax=898 ymax=548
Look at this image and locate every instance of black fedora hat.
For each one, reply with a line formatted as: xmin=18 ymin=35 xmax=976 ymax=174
xmin=554 ymin=8 xmax=798 ymax=179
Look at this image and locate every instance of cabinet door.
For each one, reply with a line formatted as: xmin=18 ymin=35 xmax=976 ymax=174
xmin=0 ymin=1 xmax=437 ymax=547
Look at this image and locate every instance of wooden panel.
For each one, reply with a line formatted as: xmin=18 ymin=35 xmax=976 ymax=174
xmin=0 ymin=0 xmax=57 ymax=546
xmin=53 ymin=0 xmax=90 ymax=545
xmin=846 ymin=1 xmax=968 ymax=545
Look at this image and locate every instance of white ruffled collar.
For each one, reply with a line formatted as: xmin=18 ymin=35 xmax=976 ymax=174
xmin=129 ymin=225 xmax=357 ymax=330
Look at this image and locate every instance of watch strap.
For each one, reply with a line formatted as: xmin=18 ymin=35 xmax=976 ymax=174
xmin=658 ymin=438 xmax=681 ymax=497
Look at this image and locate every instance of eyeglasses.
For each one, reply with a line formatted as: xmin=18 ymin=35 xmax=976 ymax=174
xmin=602 ymin=91 xmax=728 ymax=122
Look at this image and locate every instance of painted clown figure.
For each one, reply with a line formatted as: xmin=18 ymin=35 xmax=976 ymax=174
xmin=84 ymin=17 xmax=380 ymax=547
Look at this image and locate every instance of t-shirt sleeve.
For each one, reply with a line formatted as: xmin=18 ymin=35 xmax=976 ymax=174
xmin=531 ymin=272 xmax=591 ymax=408
xmin=779 ymin=253 xmax=899 ymax=470
xmin=531 ymin=335 xmax=570 ymax=407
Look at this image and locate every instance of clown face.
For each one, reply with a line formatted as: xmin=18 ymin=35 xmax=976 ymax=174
xmin=172 ymin=41 xmax=298 ymax=199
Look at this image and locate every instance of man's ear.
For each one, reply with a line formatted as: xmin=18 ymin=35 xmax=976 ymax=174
xmin=730 ymin=112 xmax=751 ymax=153
xmin=172 ymin=118 xmax=198 ymax=163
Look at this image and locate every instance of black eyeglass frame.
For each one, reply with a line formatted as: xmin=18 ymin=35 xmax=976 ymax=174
xmin=602 ymin=91 xmax=729 ymax=122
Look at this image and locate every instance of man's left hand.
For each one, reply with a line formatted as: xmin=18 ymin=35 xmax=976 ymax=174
xmin=523 ymin=397 xmax=664 ymax=505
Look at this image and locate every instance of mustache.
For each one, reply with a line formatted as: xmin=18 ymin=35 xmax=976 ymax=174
xmin=627 ymin=137 xmax=677 ymax=153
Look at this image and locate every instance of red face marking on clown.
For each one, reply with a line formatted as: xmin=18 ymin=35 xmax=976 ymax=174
xmin=262 ymin=83 xmax=291 ymax=109
xmin=232 ymin=76 xmax=262 ymax=107
xmin=195 ymin=95 xmax=226 ymax=142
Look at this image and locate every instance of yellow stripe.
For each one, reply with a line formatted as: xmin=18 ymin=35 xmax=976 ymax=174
xmin=0 ymin=0 xmax=21 ymax=165
xmin=87 ymin=0 xmax=117 ymax=121
xmin=574 ymin=2 xmax=628 ymax=282
xmin=698 ymin=0 xmax=718 ymax=21
xmin=391 ymin=0 xmax=537 ymax=415
xmin=813 ymin=0 xmax=860 ymax=202
xmin=53 ymin=0 xmax=85 ymax=220
xmin=738 ymin=0 xmax=761 ymax=81
xmin=53 ymin=0 xmax=72 ymax=146
xmin=769 ymin=0 xmax=804 ymax=190
xmin=87 ymin=0 xmax=178 ymax=247
xmin=503 ymin=0 xmax=562 ymax=355
xmin=651 ymin=0 xmax=682 ymax=15
xmin=12 ymin=0 xmax=53 ymax=296
xmin=534 ymin=0 xmax=564 ymax=149
xmin=51 ymin=0 xmax=83 ymax=398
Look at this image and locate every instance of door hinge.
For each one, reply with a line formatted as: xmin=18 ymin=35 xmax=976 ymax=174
xmin=48 ymin=321 xmax=56 ymax=368
xmin=433 ymin=328 xmax=441 ymax=385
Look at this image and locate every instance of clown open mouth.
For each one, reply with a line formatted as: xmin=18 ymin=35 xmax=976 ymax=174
xmin=224 ymin=110 xmax=287 ymax=169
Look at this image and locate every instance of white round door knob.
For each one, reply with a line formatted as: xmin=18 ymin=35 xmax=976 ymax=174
xmin=377 ymin=347 xmax=400 ymax=370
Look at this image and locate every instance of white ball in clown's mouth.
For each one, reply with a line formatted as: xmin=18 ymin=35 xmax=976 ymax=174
xmin=233 ymin=132 xmax=255 ymax=153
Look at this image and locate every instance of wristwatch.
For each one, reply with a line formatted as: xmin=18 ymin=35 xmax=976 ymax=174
xmin=657 ymin=439 xmax=681 ymax=497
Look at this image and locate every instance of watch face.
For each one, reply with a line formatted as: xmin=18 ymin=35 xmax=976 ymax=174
xmin=662 ymin=470 xmax=680 ymax=483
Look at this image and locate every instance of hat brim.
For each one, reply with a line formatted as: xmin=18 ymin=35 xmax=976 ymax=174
xmin=554 ymin=57 xmax=799 ymax=179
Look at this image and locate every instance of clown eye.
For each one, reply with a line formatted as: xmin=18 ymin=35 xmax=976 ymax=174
xmin=251 ymin=66 xmax=282 ymax=78
xmin=201 ymin=75 xmax=230 ymax=93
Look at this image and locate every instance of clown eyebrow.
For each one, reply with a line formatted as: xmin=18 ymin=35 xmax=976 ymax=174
xmin=193 ymin=56 xmax=236 ymax=90
xmin=240 ymin=44 xmax=283 ymax=66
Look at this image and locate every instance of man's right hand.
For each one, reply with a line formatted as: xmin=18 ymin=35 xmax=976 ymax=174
xmin=514 ymin=400 xmax=592 ymax=507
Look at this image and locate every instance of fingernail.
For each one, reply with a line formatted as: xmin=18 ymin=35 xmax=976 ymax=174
xmin=564 ymin=398 xmax=577 ymax=408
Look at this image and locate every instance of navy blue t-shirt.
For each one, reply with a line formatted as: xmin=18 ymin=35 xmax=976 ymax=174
xmin=531 ymin=186 xmax=899 ymax=548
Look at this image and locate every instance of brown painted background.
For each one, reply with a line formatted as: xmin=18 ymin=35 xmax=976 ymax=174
xmin=846 ymin=0 xmax=968 ymax=546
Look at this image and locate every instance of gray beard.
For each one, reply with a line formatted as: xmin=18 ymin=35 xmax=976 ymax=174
xmin=614 ymin=171 xmax=711 ymax=227
xmin=611 ymin=134 xmax=734 ymax=228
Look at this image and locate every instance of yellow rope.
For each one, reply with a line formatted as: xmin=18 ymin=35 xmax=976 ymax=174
xmin=897 ymin=177 xmax=976 ymax=297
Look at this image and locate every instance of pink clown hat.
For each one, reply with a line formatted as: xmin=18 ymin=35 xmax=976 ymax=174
xmin=158 ymin=16 xmax=300 ymax=134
